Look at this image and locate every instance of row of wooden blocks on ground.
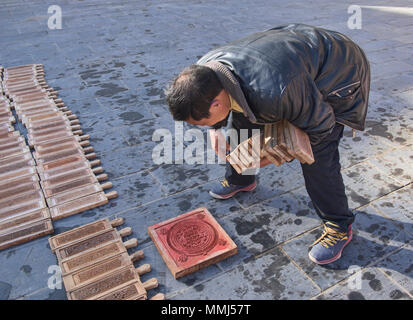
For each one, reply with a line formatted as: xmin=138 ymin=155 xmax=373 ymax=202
xmin=48 ymin=217 xmax=164 ymax=300
xmin=227 ymin=119 xmax=315 ymax=174
xmin=0 ymin=64 xmax=117 ymax=251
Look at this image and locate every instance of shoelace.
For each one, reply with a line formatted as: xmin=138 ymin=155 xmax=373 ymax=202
xmin=311 ymin=222 xmax=348 ymax=249
xmin=220 ymin=179 xmax=230 ymax=188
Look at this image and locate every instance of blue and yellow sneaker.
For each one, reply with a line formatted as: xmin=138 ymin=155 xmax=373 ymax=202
xmin=209 ymin=178 xmax=257 ymax=200
xmin=308 ymin=222 xmax=353 ymax=265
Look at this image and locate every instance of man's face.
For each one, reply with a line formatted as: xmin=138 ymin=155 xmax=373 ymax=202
xmin=186 ymin=89 xmax=231 ymax=127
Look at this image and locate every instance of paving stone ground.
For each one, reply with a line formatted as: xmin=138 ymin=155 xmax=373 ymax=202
xmin=0 ymin=0 xmax=412 ymax=300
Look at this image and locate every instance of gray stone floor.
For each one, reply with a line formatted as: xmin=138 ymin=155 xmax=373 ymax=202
xmin=0 ymin=0 xmax=412 ymax=300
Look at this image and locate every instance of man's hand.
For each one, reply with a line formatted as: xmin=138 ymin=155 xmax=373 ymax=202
xmin=209 ymin=129 xmax=230 ymax=161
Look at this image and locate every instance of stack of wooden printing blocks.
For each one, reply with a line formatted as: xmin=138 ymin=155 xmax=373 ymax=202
xmin=0 ymin=64 xmax=117 ymax=250
xmin=227 ymin=120 xmax=315 ymax=174
xmin=0 ymin=74 xmax=54 ymax=250
xmin=49 ymin=218 xmax=164 ymax=300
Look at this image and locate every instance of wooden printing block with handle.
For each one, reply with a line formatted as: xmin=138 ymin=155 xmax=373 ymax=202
xmin=36 ymin=154 xmax=96 ymax=174
xmin=281 ymin=119 xmax=298 ymax=160
xmin=42 ymin=173 xmax=108 ymax=198
xmin=67 ymin=265 xmax=147 ymax=300
xmin=55 ymin=227 xmax=133 ymax=263
xmin=0 ymin=219 xmax=53 ymax=251
xmin=35 ymin=140 xmax=90 ymax=158
xmin=261 ymin=125 xmax=283 ymax=166
xmin=271 ymin=122 xmax=293 ymax=162
xmin=63 ymin=253 xmax=150 ymax=293
xmin=33 ymin=144 xmax=93 ymax=161
xmin=40 ymin=166 xmax=102 ymax=190
xmin=38 ymin=159 xmax=100 ymax=180
xmin=33 ymin=147 xmax=95 ymax=165
xmin=17 ymin=105 xmax=66 ymax=119
xmin=285 ymin=121 xmax=314 ymax=164
xmin=46 ymin=181 xmax=112 ymax=208
xmin=0 ymin=208 xmax=50 ymax=234
xmin=21 ymin=109 xmax=72 ymax=124
xmin=28 ymin=130 xmax=84 ymax=147
xmin=49 ymin=190 xmax=117 ymax=221
xmin=26 ymin=111 xmax=77 ymax=125
xmin=0 ymin=151 xmax=34 ymax=168
xmin=28 ymin=121 xmax=79 ymax=136
xmin=49 ymin=217 xmax=125 ymax=252
xmin=59 ymin=239 xmax=140 ymax=275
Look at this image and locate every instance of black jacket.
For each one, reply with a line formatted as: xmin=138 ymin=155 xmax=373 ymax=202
xmin=197 ymin=24 xmax=370 ymax=145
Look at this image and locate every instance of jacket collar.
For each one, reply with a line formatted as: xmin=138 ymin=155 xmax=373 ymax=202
xmin=203 ymin=61 xmax=257 ymax=123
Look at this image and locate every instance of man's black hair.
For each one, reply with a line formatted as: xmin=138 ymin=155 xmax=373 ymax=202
xmin=165 ymin=64 xmax=223 ymax=121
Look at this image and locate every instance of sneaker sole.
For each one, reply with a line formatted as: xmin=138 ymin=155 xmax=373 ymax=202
xmin=308 ymin=230 xmax=353 ymax=265
xmin=209 ymin=181 xmax=257 ymax=200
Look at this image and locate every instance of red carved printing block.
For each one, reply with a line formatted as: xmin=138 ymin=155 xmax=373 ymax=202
xmin=148 ymin=207 xmax=237 ymax=279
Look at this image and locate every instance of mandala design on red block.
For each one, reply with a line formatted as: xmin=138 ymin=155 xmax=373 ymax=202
xmin=166 ymin=218 xmax=218 ymax=257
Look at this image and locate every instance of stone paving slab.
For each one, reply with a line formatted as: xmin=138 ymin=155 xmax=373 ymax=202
xmin=0 ymin=0 xmax=412 ymax=300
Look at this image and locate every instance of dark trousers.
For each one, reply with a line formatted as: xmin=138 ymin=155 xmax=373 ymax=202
xmin=225 ymin=112 xmax=354 ymax=230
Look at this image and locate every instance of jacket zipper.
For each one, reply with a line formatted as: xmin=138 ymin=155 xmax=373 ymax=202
xmin=328 ymin=81 xmax=361 ymax=98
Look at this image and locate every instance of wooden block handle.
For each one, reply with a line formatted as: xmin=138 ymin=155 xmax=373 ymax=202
xmin=105 ymin=190 xmax=118 ymax=200
xmin=70 ymin=119 xmax=80 ymax=125
xmin=100 ymin=181 xmax=113 ymax=190
xmin=89 ymin=159 xmax=101 ymax=167
xmin=85 ymin=152 xmax=97 ymax=160
xmin=71 ymin=124 xmax=81 ymax=131
xmin=136 ymin=264 xmax=151 ymax=276
xmin=82 ymin=146 xmax=94 ymax=153
xmin=143 ymin=278 xmax=158 ymax=291
xmin=79 ymin=140 xmax=90 ymax=147
xmin=123 ymin=238 xmax=138 ymax=249
xmin=150 ymin=293 xmax=165 ymax=300
xmin=56 ymin=102 xmax=65 ymax=107
xmin=60 ymin=107 xmax=69 ymax=112
xmin=92 ymin=166 xmax=104 ymax=174
xmin=55 ymin=98 xmax=63 ymax=103
xmin=63 ymin=110 xmax=72 ymax=116
xmin=73 ymin=130 xmax=83 ymax=136
xmin=130 ymin=250 xmax=144 ymax=262
xmin=110 ymin=217 xmax=124 ymax=227
xmin=96 ymin=173 xmax=108 ymax=181
xmin=67 ymin=115 xmax=77 ymax=120
xmin=119 ymin=227 xmax=132 ymax=237
xmin=79 ymin=134 xmax=89 ymax=141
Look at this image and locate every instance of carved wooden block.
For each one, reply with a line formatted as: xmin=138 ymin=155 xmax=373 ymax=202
xmin=0 ymin=198 xmax=47 ymax=222
xmin=148 ymin=207 xmax=238 ymax=279
xmin=0 ymin=158 xmax=35 ymax=176
xmin=49 ymin=218 xmax=124 ymax=252
xmin=50 ymin=191 xmax=117 ymax=220
xmin=67 ymin=266 xmax=145 ymax=300
xmin=0 ymin=219 xmax=53 ymax=251
xmin=0 ymin=181 xmax=40 ymax=202
xmin=59 ymin=239 xmax=139 ymax=275
xmin=0 ymin=145 xmax=30 ymax=160
xmin=36 ymin=154 xmax=94 ymax=173
xmin=55 ymin=227 xmax=132 ymax=262
xmin=34 ymin=141 xmax=88 ymax=158
xmin=0 ymin=208 xmax=50 ymax=233
xmin=46 ymin=182 xmax=112 ymax=207
xmin=284 ymin=120 xmax=314 ymax=164
xmin=62 ymin=253 xmax=146 ymax=293
xmin=34 ymin=148 xmax=94 ymax=165
xmin=42 ymin=174 xmax=108 ymax=198
xmin=38 ymin=159 xmax=100 ymax=180
xmin=28 ymin=131 xmax=82 ymax=146
xmin=96 ymin=282 xmax=147 ymax=300
xmin=0 ymin=166 xmax=37 ymax=182
xmin=0 ymin=138 xmax=25 ymax=152
xmin=40 ymin=167 xmax=103 ymax=190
